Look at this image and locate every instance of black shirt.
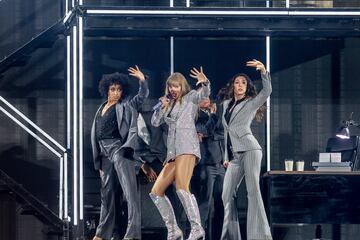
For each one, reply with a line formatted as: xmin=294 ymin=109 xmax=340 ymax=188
xmin=224 ymin=97 xmax=246 ymax=160
xmin=96 ymin=104 xmax=121 ymax=141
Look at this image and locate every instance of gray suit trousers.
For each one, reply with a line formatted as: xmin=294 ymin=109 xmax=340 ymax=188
xmin=96 ymin=139 xmax=141 ymax=239
xmin=221 ymin=150 xmax=272 ymax=240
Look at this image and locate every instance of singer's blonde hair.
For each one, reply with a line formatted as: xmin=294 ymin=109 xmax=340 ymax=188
xmin=163 ymin=72 xmax=191 ymax=111
xmin=165 ymin=72 xmax=191 ymax=99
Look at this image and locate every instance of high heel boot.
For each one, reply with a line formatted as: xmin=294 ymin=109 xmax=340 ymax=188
xmin=176 ymin=189 xmax=205 ymax=240
xmin=149 ymin=193 xmax=183 ymax=240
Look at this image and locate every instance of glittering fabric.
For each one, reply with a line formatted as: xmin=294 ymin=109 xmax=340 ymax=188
xmin=152 ymin=84 xmax=211 ymax=163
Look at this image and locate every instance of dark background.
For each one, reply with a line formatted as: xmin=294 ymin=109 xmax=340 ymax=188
xmin=1 ymin=0 xmax=360 ymax=239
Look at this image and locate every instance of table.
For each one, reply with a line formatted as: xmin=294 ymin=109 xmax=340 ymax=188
xmin=263 ymin=171 xmax=360 ymax=225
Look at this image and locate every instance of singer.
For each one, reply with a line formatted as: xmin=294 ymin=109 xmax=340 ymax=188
xmin=149 ymin=67 xmax=210 ymax=240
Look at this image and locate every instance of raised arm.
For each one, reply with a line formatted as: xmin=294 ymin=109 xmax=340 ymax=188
xmin=186 ymin=66 xmax=211 ymax=103
xmin=127 ymin=65 xmax=149 ymax=110
xmin=246 ymin=59 xmax=272 ymax=109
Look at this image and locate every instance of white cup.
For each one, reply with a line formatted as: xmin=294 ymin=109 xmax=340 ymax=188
xmin=296 ymin=161 xmax=305 ymax=171
xmin=284 ymin=159 xmax=294 ymax=171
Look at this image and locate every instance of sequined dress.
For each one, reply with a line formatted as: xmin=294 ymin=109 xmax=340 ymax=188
xmin=151 ymin=83 xmax=211 ymax=164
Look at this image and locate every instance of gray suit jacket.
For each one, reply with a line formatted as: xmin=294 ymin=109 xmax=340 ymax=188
xmin=151 ymin=82 xmax=211 ymax=163
xmin=91 ymin=79 xmax=149 ymax=170
xmin=222 ymin=72 xmax=271 ymax=161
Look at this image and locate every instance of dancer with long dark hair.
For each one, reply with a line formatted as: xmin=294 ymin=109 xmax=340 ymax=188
xmin=221 ymin=59 xmax=272 ymax=240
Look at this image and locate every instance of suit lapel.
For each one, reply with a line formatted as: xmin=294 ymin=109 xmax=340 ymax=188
xmin=229 ymin=99 xmax=249 ymax=124
xmin=116 ymin=101 xmax=125 ymax=131
xmin=222 ymin=100 xmax=230 ymax=128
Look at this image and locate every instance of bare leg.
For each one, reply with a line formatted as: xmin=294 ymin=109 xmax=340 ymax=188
xmin=150 ymin=162 xmax=183 ymax=240
xmin=152 ymin=162 xmax=176 ymax=196
xmin=175 ymin=155 xmax=205 ymax=240
xmin=174 ymin=155 xmax=196 ymax=192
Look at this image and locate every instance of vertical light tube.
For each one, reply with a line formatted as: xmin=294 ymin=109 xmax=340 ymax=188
xmin=66 ymin=35 xmax=71 ymax=221
xmin=266 ymin=1 xmax=270 ymax=8
xmin=72 ymin=25 xmax=78 ymax=226
xmin=170 ymin=37 xmax=174 ymax=74
xmin=79 ymin=16 xmax=84 ymax=220
xmin=59 ymin=156 xmax=64 ymax=219
xmin=64 ymin=152 xmax=68 ymax=219
xmin=266 ymin=36 xmax=271 ymax=171
xmin=170 ymin=0 xmax=174 ymax=74
xmin=286 ymin=0 xmax=290 ymax=8
xmin=186 ymin=0 xmax=190 ymax=8
xmin=72 ymin=0 xmax=75 ymax=8
xmin=65 ymin=0 xmax=68 ymax=15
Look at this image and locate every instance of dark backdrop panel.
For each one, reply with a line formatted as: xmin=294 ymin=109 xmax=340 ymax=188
xmin=0 ymin=40 xmax=65 ymax=213
xmin=270 ymin=37 xmax=360 ymax=171
xmin=0 ymin=0 xmax=62 ymax=59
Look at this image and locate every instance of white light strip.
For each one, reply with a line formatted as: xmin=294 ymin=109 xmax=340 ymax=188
xmin=59 ymin=156 xmax=64 ymax=219
xmin=290 ymin=11 xmax=360 ymax=16
xmin=266 ymin=36 xmax=271 ymax=172
xmin=87 ymin=9 xmax=288 ymax=16
xmin=0 ymin=96 xmax=66 ymax=152
xmin=64 ymin=152 xmax=68 ymax=219
xmin=67 ymin=36 xmax=71 ymax=150
xmin=72 ymin=0 xmax=75 ymax=8
xmin=63 ymin=10 xmax=73 ymax=24
xmin=170 ymin=37 xmax=174 ymax=74
xmin=0 ymin=106 xmax=62 ymax=158
xmin=72 ymin=25 xmax=78 ymax=226
xmin=186 ymin=0 xmax=190 ymax=8
xmin=170 ymin=0 xmax=174 ymax=74
xmin=86 ymin=9 xmax=360 ymax=17
xmin=79 ymin=16 xmax=84 ymax=220
xmin=286 ymin=0 xmax=290 ymax=8
xmin=65 ymin=0 xmax=68 ymax=15
xmin=79 ymin=0 xmax=83 ymax=5
xmin=66 ymin=35 xmax=71 ymax=221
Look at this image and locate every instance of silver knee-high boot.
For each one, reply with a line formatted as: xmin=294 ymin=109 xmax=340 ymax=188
xmin=149 ymin=193 xmax=183 ymax=240
xmin=176 ymin=189 xmax=205 ymax=240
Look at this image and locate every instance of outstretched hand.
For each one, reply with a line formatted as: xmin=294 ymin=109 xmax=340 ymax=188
xmin=246 ymin=59 xmax=267 ymax=75
xmin=190 ymin=66 xmax=208 ymax=86
xmin=128 ymin=65 xmax=145 ymax=82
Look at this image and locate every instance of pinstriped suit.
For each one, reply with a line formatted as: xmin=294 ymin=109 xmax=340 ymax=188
xmin=221 ymin=72 xmax=272 ymax=240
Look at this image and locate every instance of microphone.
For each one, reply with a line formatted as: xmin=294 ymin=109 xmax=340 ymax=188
xmin=153 ymin=93 xmax=173 ymax=111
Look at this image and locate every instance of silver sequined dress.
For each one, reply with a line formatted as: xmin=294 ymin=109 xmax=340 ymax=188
xmin=151 ymin=83 xmax=211 ymax=164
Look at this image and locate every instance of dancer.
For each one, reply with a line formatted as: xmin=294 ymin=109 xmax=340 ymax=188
xmin=91 ymin=66 xmax=148 ymax=240
xmin=221 ymin=59 xmax=272 ymax=240
xmin=150 ymin=68 xmax=210 ymax=240
xmin=192 ymin=98 xmax=225 ymax=240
